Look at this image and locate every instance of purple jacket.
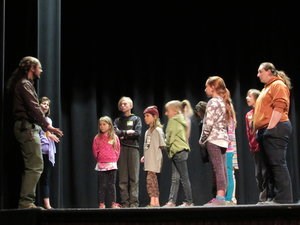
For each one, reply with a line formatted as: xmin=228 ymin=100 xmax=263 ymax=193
xmin=39 ymin=117 xmax=56 ymax=166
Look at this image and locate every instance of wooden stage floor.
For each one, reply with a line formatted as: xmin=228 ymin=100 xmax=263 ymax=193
xmin=1 ymin=203 xmax=300 ymax=225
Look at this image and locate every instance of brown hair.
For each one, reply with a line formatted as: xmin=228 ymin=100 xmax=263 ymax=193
xmin=206 ymin=76 xmax=236 ymax=123
xmin=194 ymin=101 xmax=207 ymax=119
xmin=260 ymin=62 xmax=292 ymax=89
xmin=39 ymin=96 xmax=51 ymax=117
xmin=247 ymin=89 xmax=260 ymax=100
xmin=7 ymin=56 xmax=41 ymax=93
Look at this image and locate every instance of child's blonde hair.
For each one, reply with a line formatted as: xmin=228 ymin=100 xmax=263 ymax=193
xmin=165 ymin=100 xmax=182 ymax=114
xmin=98 ymin=116 xmax=118 ymax=149
xmin=118 ymin=96 xmax=133 ymax=111
xmin=181 ymin=99 xmax=194 ymax=118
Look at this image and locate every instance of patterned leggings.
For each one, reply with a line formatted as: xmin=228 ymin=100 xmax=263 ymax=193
xmin=207 ymin=142 xmax=227 ymax=192
xmin=146 ymin=171 xmax=159 ymax=197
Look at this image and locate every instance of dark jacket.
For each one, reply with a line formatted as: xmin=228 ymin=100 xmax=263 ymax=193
xmin=114 ymin=114 xmax=142 ymax=149
xmin=13 ymin=78 xmax=49 ymax=131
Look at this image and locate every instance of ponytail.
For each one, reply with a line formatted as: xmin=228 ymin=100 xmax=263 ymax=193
xmin=277 ymin=70 xmax=292 ymax=90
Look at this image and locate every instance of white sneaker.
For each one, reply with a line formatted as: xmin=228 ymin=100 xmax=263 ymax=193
xmin=162 ymin=202 xmax=176 ymax=207
xmin=177 ymin=202 xmax=194 ymax=207
xmin=204 ymin=198 xmax=226 ymax=206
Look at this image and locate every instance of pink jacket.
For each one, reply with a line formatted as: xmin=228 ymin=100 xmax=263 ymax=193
xmin=92 ymin=133 xmax=120 ymax=163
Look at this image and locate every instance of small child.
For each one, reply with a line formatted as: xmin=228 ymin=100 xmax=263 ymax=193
xmin=199 ymin=76 xmax=233 ymax=206
xmin=38 ymin=96 xmax=60 ymax=209
xmin=225 ymin=115 xmax=238 ymax=205
xmin=113 ymin=96 xmax=142 ymax=208
xmin=140 ymin=106 xmax=166 ymax=207
xmin=245 ymin=88 xmax=269 ymax=203
xmin=194 ymin=101 xmax=208 ymax=163
xmin=92 ymin=116 xmax=121 ymax=209
xmin=163 ymin=100 xmax=194 ymax=207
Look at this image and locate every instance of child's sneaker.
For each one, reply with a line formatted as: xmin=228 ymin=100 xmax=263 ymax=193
xmin=203 ymin=198 xmax=226 ymax=206
xmin=177 ymin=202 xmax=194 ymax=207
xmin=225 ymin=201 xmax=236 ymax=206
xmin=99 ymin=203 xmax=106 ymax=209
xmin=162 ymin=201 xmax=176 ymax=207
xmin=111 ymin=202 xmax=121 ymax=208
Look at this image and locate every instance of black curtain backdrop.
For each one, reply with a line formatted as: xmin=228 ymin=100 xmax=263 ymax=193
xmin=1 ymin=0 xmax=38 ymax=208
xmin=37 ymin=0 xmax=63 ymax=208
xmin=1 ymin=1 xmax=300 ymax=209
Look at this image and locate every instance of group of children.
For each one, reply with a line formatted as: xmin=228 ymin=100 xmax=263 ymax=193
xmin=91 ymin=75 xmax=262 ymax=208
xmin=12 ymin=58 xmax=291 ymax=209
xmin=39 ymin=76 xmax=262 ymax=209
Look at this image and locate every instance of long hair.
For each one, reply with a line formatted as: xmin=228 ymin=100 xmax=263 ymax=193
xmin=260 ymin=62 xmax=292 ymax=90
xmin=98 ymin=116 xmax=118 ymax=149
xmin=6 ymin=56 xmax=40 ymax=93
xmin=181 ymin=99 xmax=194 ymax=118
xmin=206 ymin=76 xmax=235 ymax=123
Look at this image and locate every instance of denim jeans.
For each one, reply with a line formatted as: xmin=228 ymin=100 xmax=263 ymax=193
xmin=257 ymin=121 xmax=293 ymax=203
xmin=168 ymin=150 xmax=193 ymax=204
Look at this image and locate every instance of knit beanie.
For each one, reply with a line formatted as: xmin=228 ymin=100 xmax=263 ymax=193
xmin=143 ymin=105 xmax=159 ymax=117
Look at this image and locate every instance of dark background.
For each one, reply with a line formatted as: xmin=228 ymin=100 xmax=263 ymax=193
xmin=1 ymin=1 xmax=300 ymax=208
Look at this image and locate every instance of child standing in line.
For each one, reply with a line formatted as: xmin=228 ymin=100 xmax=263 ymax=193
xmin=113 ymin=96 xmax=142 ymax=208
xmin=199 ymin=76 xmax=234 ymax=206
xmin=194 ymin=101 xmax=209 ymax=163
xmin=38 ymin=96 xmax=60 ymax=209
xmin=92 ymin=116 xmax=121 ymax=209
xmin=245 ymin=88 xmax=269 ymax=203
xmin=140 ymin=106 xmax=166 ymax=207
xmin=225 ymin=111 xmax=239 ymax=205
xmin=163 ymin=100 xmax=194 ymax=207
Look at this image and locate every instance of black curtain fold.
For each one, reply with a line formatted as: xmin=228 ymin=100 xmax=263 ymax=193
xmin=0 ymin=0 xmax=5 ymax=209
xmin=37 ymin=0 xmax=63 ymax=208
xmin=1 ymin=0 xmax=38 ymax=209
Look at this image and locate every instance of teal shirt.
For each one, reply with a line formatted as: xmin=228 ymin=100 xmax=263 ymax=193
xmin=165 ymin=113 xmax=190 ymax=158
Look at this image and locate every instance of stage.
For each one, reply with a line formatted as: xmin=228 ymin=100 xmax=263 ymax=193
xmin=1 ymin=203 xmax=300 ymax=225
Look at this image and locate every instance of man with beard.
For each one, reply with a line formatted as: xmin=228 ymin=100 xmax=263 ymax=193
xmin=7 ymin=56 xmax=63 ymax=209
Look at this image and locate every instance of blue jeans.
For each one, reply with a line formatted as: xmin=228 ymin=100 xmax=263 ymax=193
xmin=168 ymin=150 xmax=193 ymax=204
